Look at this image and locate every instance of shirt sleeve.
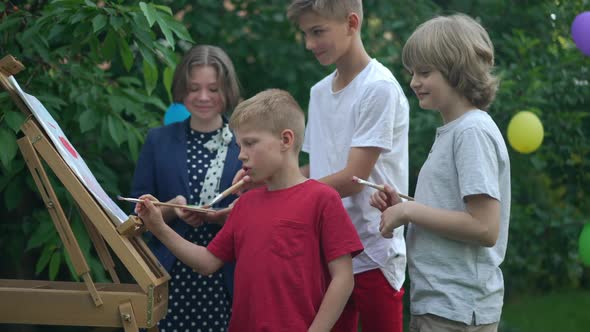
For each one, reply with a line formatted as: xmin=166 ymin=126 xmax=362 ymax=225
xmin=320 ymin=191 xmax=364 ymax=262
xmin=454 ymin=127 xmax=501 ymax=201
xmin=207 ymin=203 xmax=239 ymax=262
xmin=351 ymin=80 xmax=399 ymax=152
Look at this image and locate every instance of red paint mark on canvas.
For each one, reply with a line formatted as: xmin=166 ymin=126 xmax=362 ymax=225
xmin=59 ymin=136 xmax=78 ymax=159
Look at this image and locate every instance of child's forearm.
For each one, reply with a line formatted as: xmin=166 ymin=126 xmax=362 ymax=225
xmin=308 ymin=266 xmax=354 ymax=332
xmin=320 ymin=171 xmax=362 ymax=198
xmin=403 ymin=198 xmax=500 ymax=247
xmin=152 ymin=225 xmax=223 ymax=275
xmin=319 ymin=147 xmax=382 ymax=198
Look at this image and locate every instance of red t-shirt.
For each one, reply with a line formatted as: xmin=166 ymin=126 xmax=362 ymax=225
xmin=208 ymin=179 xmax=363 ymax=331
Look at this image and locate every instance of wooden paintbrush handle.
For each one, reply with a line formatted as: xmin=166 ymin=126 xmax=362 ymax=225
xmin=219 ymin=179 xmax=246 ymax=198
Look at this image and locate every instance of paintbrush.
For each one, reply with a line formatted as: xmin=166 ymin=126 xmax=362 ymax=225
xmin=351 ymin=176 xmax=414 ymax=201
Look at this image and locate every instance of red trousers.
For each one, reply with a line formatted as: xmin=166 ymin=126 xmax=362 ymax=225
xmin=332 ymin=268 xmax=404 ymax=332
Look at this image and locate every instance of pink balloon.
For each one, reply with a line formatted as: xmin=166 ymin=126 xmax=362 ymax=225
xmin=572 ymin=11 xmax=590 ymax=56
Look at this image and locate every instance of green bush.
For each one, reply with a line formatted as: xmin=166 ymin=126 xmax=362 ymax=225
xmin=0 ymin=0 xmax=191 ymax=281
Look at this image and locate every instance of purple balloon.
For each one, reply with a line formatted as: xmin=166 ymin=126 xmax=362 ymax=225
xmin=572 ymin=11 xmax=590 ymax=56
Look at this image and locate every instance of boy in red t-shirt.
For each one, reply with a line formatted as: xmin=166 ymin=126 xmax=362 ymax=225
xmin=137 ymin=89 xmax=363 ymax=332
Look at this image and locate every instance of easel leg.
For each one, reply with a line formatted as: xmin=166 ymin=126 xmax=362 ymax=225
xmin=80 ymin=207 xmax=121 ymax=283
xmin=17 ymin=134 xmax=103 ymax=307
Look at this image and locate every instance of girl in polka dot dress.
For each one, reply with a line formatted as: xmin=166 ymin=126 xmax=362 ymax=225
xmin=131 ymin=45 xmax=243 ymax=332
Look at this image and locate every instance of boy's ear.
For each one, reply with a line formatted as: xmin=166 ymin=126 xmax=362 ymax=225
xmin=280 ymin=129 xmax=295 ymax=151
xmin=347 ymin=12 xmax=361 ymax=34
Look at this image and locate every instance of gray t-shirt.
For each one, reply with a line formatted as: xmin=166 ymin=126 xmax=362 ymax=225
xmin=407 ymin=110 xmax=511 ymax=325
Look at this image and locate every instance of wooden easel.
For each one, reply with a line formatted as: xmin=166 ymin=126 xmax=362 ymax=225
xmin=0 ymin=55 xmax=170 ymax=331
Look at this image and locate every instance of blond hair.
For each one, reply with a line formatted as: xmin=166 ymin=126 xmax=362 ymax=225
xmin=287 ymin=0 xmax=363 ymax=24
xmin=402 ymin=14 xmax=499 ymax=110
xmin=172 ymin=45 xmax=241 ymax=113
xmin=229 ymin=89 xmax=306 ymax=153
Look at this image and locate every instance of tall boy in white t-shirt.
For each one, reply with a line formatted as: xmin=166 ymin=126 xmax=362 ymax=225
xmin=287 ymin=1 xmax=410 ymax=331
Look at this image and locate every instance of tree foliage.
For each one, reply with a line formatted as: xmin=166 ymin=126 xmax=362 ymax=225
xmin=0 ymin=0 xmax=192 ymax=281
xmin=0 ymin=0 xmax=588 ymax=300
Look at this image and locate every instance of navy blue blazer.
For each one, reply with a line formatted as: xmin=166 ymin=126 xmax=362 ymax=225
xmin=130 ymin=118 xmax=241 ymax=296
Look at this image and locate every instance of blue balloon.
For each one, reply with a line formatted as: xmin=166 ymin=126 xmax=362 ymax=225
xmin=164 ymin=103 xmax=190 ymax=125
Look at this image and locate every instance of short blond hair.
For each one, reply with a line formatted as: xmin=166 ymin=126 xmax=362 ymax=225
xmin=172 ymin=45 xmax=241 ymax=113
xmin=402 ymin=14 xmax=499 ymax=110
xmin=229 ymin=89 xmax=306 ymax=153
xmin=287 ymin=0 xmax=363 ymax=24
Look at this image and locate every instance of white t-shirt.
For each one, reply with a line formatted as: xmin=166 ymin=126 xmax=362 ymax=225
xmin=302 ymin=59 xmax=409 ymax=290
xmin=408 ymin=110 xmax=511 ymax=324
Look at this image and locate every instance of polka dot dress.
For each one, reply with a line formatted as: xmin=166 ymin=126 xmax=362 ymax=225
xmin=159 ymin=128 xmax=231 ymax=332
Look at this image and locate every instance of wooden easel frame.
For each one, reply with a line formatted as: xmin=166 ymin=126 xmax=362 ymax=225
xmin=0 ymin=55 xmax=170 ymax=331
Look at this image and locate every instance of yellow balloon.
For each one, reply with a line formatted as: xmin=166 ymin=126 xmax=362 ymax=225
xmin=507 ymin=111 xmax=544 ymax=154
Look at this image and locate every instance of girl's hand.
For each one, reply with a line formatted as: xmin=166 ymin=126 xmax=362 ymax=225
xmin=177 ymin=198 xmax=238 ymax=227
xmin=177 ymin=209 xmax=207 ymax=228
xmin=170 ymin=195 xmax=205 ymax=228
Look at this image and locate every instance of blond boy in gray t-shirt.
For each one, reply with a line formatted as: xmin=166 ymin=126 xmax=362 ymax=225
xmin=370 ymin=14 xmax=510 ymax=332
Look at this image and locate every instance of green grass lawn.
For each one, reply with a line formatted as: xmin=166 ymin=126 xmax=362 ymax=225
xmin=500 ymin=289 xmax=590 ymax=332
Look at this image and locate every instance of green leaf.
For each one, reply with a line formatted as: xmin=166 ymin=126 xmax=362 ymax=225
xmin=127 ymin=128 xmax=139 ymax=161
xmin=0 ymin=127 xmax=17 ymax=168
xmin=71 ymin=214 xmax=91 ymax=254
xmin=108 ymin=95 xmax=131 ymax=112
xmin=100 ymin=28 xmax=118 ymax=60
xmin=107 ymin=115 xmax=125 ymax=146
xmin=143 ymin=95 xmax=167 ymax=111
xmin=4 ymin=111 xmax=26 ymax=133
xmin=117 ymin=76 xmax=143 ymax=87
xmin=139 ymin=2 xmax=157 ymax=27
xmin=137 ymin=43 xmax=156 ymax=67
xmin=153 ymin=4 xmax=173 ymax=16
xmin=0 ymin=15 xmax=21 ymax=32
xmin=49 ymin=251 xmax=62 ymax=280
xmin=142 ymin=58 xmax=158 ymax=95
xmin=130 ymin=18 xmax=156 ymax=46
xmin=79 ymin=109 xmax=99 ymax=133
xmin=35 ymin=247 xmax=53 ymax=275
xmin=37 ymin=94 xmax=67 ymax=109
xmin=70 ymin=11 xmax=91 ymax=24
xmin=48 ymin=24 xmax=66 ymax=41
xmin=117 ymin=36 xmax=134 ymax=71
xmin=166 ymin=17 xmax=194 ymax=43
xmin=88 ymin=255 xmax=107 ymax=282
xmin=4 ymin=175 xmax=23 ymax=211
xmin=155 ymin=14 xmax=175 ymax=50
xmin=163 ymin=66 xmax=175 ymax=103
xmin=92 ymin=14 xmax=107 ymax=33
xmin=153 ymin=42 xmax=177 ymax=67
xmin=26 ymin=220 xmax=56 ymax=252
xmin=109 ymin=15 xmax=124 ymax=30
xmin=63 ymin=251 xmax=80 ymax=281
